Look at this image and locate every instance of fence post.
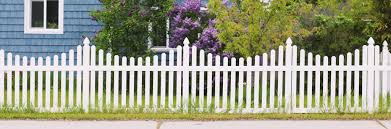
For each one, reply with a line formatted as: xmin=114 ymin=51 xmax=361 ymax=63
xmin=82 ymin=37 xmax=91 ymax=112
xmin=182 ymin=38 xmax=190 ymax=112
xmin=367 ymin=37 xmax=375 ymax=114
xmin=285 ymin=38 xmax=293 ymax=113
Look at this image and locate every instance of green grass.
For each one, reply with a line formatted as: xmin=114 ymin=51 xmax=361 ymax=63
xmin=3 ymin=89 xmax=390 ymax=113
xmin=1 ymin=112 xmax=391 ymax=120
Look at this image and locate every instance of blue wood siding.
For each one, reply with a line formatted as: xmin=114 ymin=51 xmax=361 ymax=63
xmin=0 ymin=0 xmax=102 ymax=58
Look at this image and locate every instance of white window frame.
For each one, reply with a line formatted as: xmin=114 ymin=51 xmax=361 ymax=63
xmin=24 ymin=0 xmax=64 ymax=34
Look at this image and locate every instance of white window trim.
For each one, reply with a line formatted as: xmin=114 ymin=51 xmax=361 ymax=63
xmin=24 ymin=0 xmax=64 ymax=34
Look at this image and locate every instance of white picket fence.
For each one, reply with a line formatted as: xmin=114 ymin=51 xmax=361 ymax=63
xmin=0 ymin=37 xmax=390 ymax=113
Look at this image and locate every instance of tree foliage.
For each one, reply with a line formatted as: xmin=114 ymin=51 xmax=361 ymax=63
xmin=208 ymin=0 xmax=311 ymax=57
xmin=297 ymin=0 xmax=377 ymax=56
xmin=91 ymin=0 xmax=172 ymax=57
xmin=371 ymin=0 xmax=391 ymax=42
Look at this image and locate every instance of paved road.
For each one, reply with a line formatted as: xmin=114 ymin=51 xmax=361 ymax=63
xmin=0 ymin=120 xmax=390 ymax=129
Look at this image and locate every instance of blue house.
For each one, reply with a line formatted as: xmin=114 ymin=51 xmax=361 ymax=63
xmin=0 ymin=0 xmax=101 ymax=58
xmin=0 ymin=0 xmax=208 ymax=59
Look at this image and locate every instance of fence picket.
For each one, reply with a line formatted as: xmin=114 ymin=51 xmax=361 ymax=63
xmin=137 ymin=57 xmax=143 ymax=108
xmin=277 ymin=46 xmax=283 ymax=110
xmin=199 ymin=50 xmax=205 ymax=111
xmin=322 ymin=56 xmax=329 ymax=110
xmin=160 ymin=54 xmax=166 ymax=108
xmin=315 ymin=55 xmax=321 ymax=109
xmin=362 ymin=45 xmax=368 ymax=112
xmin=6 ymin=53 xmax=12 ymax=106
xmin=176 ymin=46 xmax=182 ymax=109
xmin=285 ymin=38 xmax=292 ymax=113
xmin=215 ymin=55 xmax=221 ymax=109
xmin=222 ymin=57 xmax=229 ymax=110
xmin=129 ymin=57 xmax=135 ymax=108
xmin=145 ymin=57 xmax=151 ymax=109
xmin=98 ymin=50 xmax=104 ymax=109
xmin=53 ymin=55 xmax=59 ymax=109
xmin=330 ymin=56 xmax=336 ymax=112
xmin=61 ymin=53 xmax=66 ymax=108
xmin=122 ymin=56 xmax=128 ymax=108
xmin=230 ymin=58 xmax=237 ymax=112
xmin=246 ymin=57 xmax=252 ymax=110
xmin=153 ymin=56 xmax=158 ymax=110
xmin=183 ymin=41 xmax=190 ymax=112
xmin=261 ymin=54 xmax=267 ymax=109
xmin=68 ymin=50 xmax=74 ymax=107
xmin=82 ymin=39 xmax=90 ymax=112
xmin=37 ymin=57 xmax=43 ymax=108
xmin=354 ymin=49 xmax=360 ymax=110
xmin=346 ymin=53 xmax=352 ymax=111
xmin=207 ymin=54 xmax=213 ymax=109
xmin=30 ymin=57 xmax=36 ymax=107
xmin=307 ymin=53 xmax=313 ymax=109
xmin=299 ymin=49 xmax=305 ymax=109
xmin=22 ymin=56 xmax=27 ymax=107
xmin=253 ymin=55 xmax=260 ymax=109
xmin=168 ymin=50 xmax=174 ymax=109
xmin=113 ymin=55 xmax=119 ymax=109
xmin=299 ymin=49 xmax=308 ymax=109
xmin=367 ymin=38 xmax=375 ymax=113
xmin=374 ymin=45 xmax=380 ymax=112
xmin=338 ymin=55 xmax=344 ymax=111
xmin=90 ymin=46 xmax=96 ymax=108
xmin=191 ymin=46 xmax=197 ymax=107
xmin=382 ymin=42 xmax=389 ymax=110
xmin=76 ymin=46 xmax=82 ymax=107
xmin=15 ymin=55 xmax=20 ymax=107
xmin=238 ymin=58 xmax=244 ymax=111
xmin=45 ymin=56 xmax=51 ymax=110
xmin=270 ymin=50 xmax=276 ymax=110
xmin=106 ymin=53 xmax=112 ymax=108
xmin=292 ymin=46 xmax=297 ymax=110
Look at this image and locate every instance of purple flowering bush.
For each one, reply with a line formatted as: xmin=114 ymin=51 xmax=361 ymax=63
xmin=169 ymin=0 xmax=231 ymax=57
xmin=168 ymin=0 xmax=203 ymax=47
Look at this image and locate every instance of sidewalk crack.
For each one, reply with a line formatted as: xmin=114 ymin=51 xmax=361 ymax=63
xmin=376 ymin=120 xmax=388 ymax=129
xmin=156 ymin=121 xmax=163 ymax=129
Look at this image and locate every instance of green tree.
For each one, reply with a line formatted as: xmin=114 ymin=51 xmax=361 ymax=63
xmin=371 ymin=0 xmax=391 ymax=42
xmin=91 ymin=0 xmax=172 ymax=57
xmin=208 ymin=0 xmax=311 ymax=57
xmin=297 ymin=0 xmax=376 ymax=56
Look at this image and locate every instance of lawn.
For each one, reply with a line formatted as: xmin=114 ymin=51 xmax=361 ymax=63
xmin=1 ymin=89 xmax=390 ymax=120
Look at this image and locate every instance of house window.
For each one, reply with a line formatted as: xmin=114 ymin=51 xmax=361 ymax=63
xmin=24 ymin=0 xmax=64 ymax=34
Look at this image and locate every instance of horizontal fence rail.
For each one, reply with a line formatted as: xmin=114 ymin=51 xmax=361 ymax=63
xmin=0 ymin=37 xmax=390 ymax=114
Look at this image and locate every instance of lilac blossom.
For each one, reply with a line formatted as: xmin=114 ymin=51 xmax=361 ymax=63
xmin=168 ymin=0 xmax=202 ymax=47
xmin=169 ymin=0 xmax=231 ymax=58
xmin=194 ymin=19 xmax=232 ymax=58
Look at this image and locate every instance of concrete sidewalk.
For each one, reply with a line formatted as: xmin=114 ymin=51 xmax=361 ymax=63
xmin=0 ymin=120 xmax=390 ymax=129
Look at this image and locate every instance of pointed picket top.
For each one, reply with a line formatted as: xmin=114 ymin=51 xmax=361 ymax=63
xmin=368 ymin=37 xmax=375 ymax=46
xmin=286 ymin=37 xmax=292 ymax=46
xmin=83 ymin=37 xmax=91 ymax=46
xmin=383 ymin=41 xmax=388 ymax=47
xmin=183 ymin=37 xmax=190 ymax=47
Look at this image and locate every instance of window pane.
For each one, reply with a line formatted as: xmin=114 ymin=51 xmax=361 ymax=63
xmin=47 ymin=0 xmax=59 ymax=29
xmin=31 ymin=1 xmax=44 ymax=28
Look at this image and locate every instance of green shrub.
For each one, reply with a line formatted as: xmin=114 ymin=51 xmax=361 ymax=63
xmin=91 ymin=0 xmax=173 ymax=57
